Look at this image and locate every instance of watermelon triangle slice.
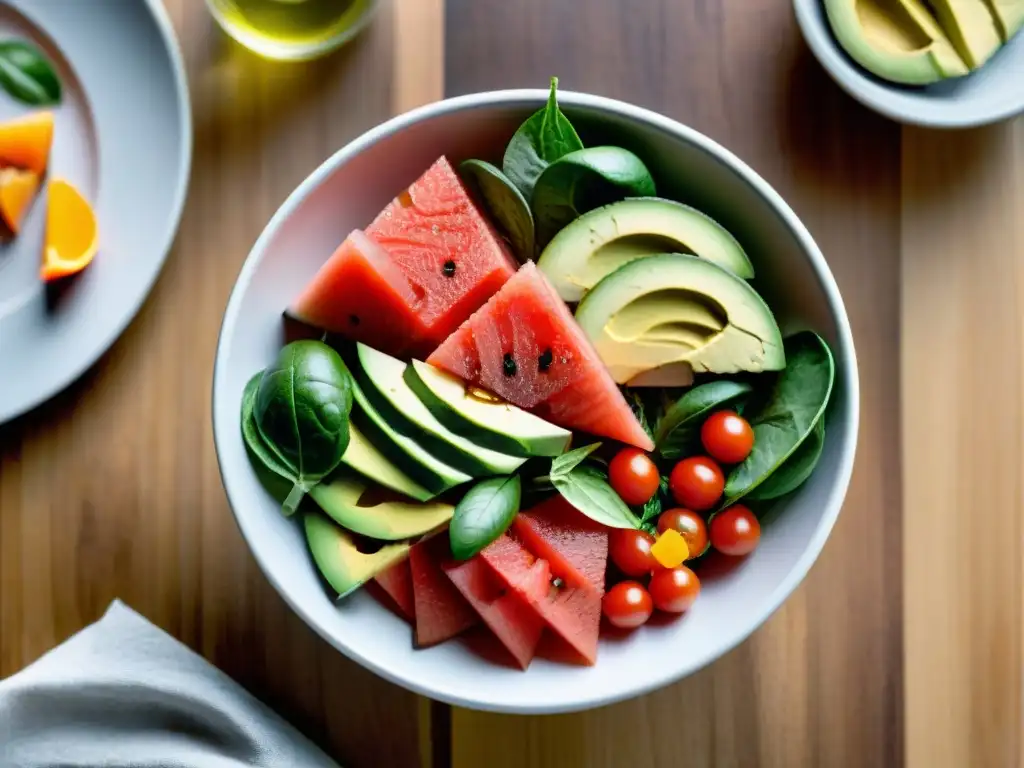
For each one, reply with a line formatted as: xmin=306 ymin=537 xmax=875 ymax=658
xmin=443 ymin=556 xmax=548 ymax=670
xmin=427 ymin=262 xmax=653 ymax=450
xmin=374 ymin=559 xmax=415 ymax=621
xmin=512 ymin=495 xmax=608 ymax=594
xmin=409 ymin=536 xmax=480 ymax=647
xmin=287 ymin=229 xmax=431 ymax=358
xmin=480 ymin=533 xmax=603 ymax=666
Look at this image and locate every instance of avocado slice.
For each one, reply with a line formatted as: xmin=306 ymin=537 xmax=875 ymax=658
xmin=353 ymin=344 xmax=528 ymax=477
xmin=926 ymin=0 xmax=1003 ymax=68
xmin=982 ymin=0 xmax=1024 ymax=40
xmin=574 ymin=253 xmax=785 ymax=384
xmin=309 ymin=472 xmax=453 ymax=541
xmin=824 ymin=0 xmax=969 ymax=84
xmin=536 ymin=198 xmax=754 ymax=304
xmin=304 ymin=510 xmax=410 ymax=599
xmin=350 ymin=374 xmax=471 ymax=496
xmin=341 ymin=422 xmax=432 ymax=502
xmin=405 ymin=360 xmax=572 ymax=458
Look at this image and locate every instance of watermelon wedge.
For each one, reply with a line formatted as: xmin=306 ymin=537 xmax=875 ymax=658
xmin=409 ymin=535 xmax=480 ymax=647
xmin=512 ymin=495 xmax=608 ymax=593
xmin=375 ymin=559 xmax=415 ymax=621
xmin=288 ymin=229 xmax=430 ymax=357
xmin=366 ymin=156 xmax=518 ymax=349
xmin=480 ymin=533 xmax=603 ymax=666
xmin=443 ymin=556 xmax=548 ymax=670
xmin=427 ymin=262 xmax=654 ymax=450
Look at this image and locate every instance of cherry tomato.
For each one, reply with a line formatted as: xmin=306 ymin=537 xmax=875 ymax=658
xmin=710 ymin=505 xmax=761 ymax=556
xmin=657 ymin=508 xmax=708 ymax=558
xmin=602 ymin=581 xmax=654 ymax=629
xmin=608 ymin=447 xmax=660 ymax=506
xmin=609 ymin=528 xmax=657 ymax=577
xmin=701 ymin=410 xmax=755 ymax=464
xmin=669 ymin=456 xmax=724 ymax=511
xmin=649 ymin=565 xmax=701 ymax=613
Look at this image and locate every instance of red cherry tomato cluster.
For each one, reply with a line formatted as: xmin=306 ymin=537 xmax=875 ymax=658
xmin=602 ymin=410 xmax=763 ymax=630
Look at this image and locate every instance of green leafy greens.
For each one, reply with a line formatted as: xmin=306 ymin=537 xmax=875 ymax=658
xmin=249 ymin=340 xmax=354 ymax=515
xmin=502 ymin=76 xmax=583 ymax=200
xmin=0 ymin=41 xmax=60 ymax=106
xmin=449 ymin=475 xmax=522 ymax=560
xmin=549 ymin=442 xmax=641 ymax=530
xmin=460 ymin=159 xmax=535 ymax=262
xmin=655 ymin=380 xmax=753 ymax=459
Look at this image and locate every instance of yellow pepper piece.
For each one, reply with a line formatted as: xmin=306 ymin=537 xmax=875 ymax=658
xmin=651 ymin=528 xmax=689 ymax=568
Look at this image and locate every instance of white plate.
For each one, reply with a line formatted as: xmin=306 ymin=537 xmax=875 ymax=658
xmin=0 ymin=0 xmax=190 ymax=422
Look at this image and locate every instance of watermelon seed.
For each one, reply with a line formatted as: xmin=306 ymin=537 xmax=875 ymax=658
xmin=502 ymin=354 xmax=517 ymax=377
xmin=538 ymin=348 xmax=553 ymax=372
xmin=442 ymin=260 xmax=457 ymax=277
xmin=349 ymin=314 xmax=360 ymax=326
xmin=552 ymin=577 xmax=564 ymax=589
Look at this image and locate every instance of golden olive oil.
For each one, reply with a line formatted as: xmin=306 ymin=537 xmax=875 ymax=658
xmin=206 ymin=0 xmax=377 ymax=61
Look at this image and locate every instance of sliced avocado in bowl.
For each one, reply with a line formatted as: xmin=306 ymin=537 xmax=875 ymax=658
xmin=341 ymin=421 xmax=432 ymax=502
xmin=405 ymin=360 xmax=572 ymax=458
xmin=574 ymin=253 xmax=785 ymax=385
xmin=304 ymin=511 xmax=410 ymax=599
xmin=537 ymin=197 xmax=754 ymax=303
xmin=309 ymin=472 xmax=453 ymax=541
xmin=350 ymin=374 xmax=472 ymax=496
xmin=352 ymin=343 xmax=527 ymax=477
xmin=824 ymin=0 xmax=969 ymax=84
xmin=927 ymin=0 xmax=1003 ymax=69
xmin=984 ymin=0 xmax=1024 ymax=41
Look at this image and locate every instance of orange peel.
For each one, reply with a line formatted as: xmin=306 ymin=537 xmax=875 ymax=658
xmin=40 ymin=177 xmax=97 ymax=283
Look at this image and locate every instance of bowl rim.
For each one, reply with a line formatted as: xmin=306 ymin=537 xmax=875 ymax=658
xmin=792 ymin=0 xmax=1024 ymax=129
xmin=212 ymin=88 xmax=861 ymax=713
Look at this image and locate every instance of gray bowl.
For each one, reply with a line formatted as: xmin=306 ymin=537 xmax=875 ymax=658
xmin=794 ymin=0 xmax=1024 ymax=127
xmin=211 ymin=90 xmax=859 ymax=714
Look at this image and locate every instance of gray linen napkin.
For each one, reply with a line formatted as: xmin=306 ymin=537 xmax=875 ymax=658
xmin=0 ymin=600 xmax=341 ymax=768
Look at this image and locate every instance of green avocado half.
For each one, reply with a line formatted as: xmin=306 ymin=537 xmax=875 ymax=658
xmin=304 ymin=511 xmax=409 ymax=599
xmin=824 ymin=0 xmax=970 ymax=84
xmin=574 ymin=253 xmax=785 ymax=384
xmin=537 ymin=197 xmax=754 ymax=304
xmin=309 ymin=472 xmax=453 ymax=541
xmin=340 ymin=421 xmax=432 ymax=502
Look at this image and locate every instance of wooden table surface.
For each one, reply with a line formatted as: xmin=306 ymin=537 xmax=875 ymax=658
xmin=1 ymin=1 xmax=1021 ymax=766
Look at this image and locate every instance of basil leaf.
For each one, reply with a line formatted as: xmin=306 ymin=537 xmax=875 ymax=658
xmin=449 ymin=475 xmax=522 ymax=560
xmin=0 ymin=41 xmax=60 ymax=106
xmin=460 ymin=159 xmax=535 ymax=262
xmin=532 ymin=146 xmax=656 ymax=246
xmin=552 ymin=468 xmax=640 ymax=529
xmin=241 ymin=373 xmax=297 ymax=483
xmin=254 ymin=340 xmax=354 ymax=515
xmin=723 ymin=332 xmax=834 ymax=504
xmin=550 ymin=442 xmax=602 ymax=478
xmin=655 ymin=380 xmax=753 ymax=459
xmin=747 ymin=418 xmax=825 ymax=501
xmin=502 ymin=76 xmax=583 ymax=200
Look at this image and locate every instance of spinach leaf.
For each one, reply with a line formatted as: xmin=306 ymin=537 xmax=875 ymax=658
xmin=532 ymin=146 xmax=655 ymax=246
xmin=0 ymin=41 xmax=60 ymax=106
xmin=449 ymin=475 xmax=521 ymax=560
xmin=655 ymin=380 xmax=753 ymax=459
xmin=460 ymin=159 xmax=535 ymax=262
xmin=241 ymin=373 xmax=296 ymax=484
xmin=723 ymin=331 xmax=834 ymax=504
xmin=254 ymin=340 xmax=354 ymax=515
xmin=550 ymin=442 xmax=602 ymax=478
xmin=502 ymin=76 xmax=583 ymax=200
xmin=552 ymin=466 xmax=641 ymax=530
xmin=747 ymin=418 xmax=825 ymax=501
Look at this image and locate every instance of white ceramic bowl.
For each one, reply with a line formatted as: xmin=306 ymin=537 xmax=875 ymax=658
xmin=794 ymin=0 xmax=1024 ymax=127
xmin=212 ymin=90 xmax=859 ymax=714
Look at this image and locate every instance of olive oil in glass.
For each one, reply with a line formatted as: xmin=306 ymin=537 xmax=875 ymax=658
xmin=206 ymin=0 xmax=378 ymax=61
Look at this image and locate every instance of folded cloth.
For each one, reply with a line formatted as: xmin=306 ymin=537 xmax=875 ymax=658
xmin=0 ymin=600 xmax=341 ymax=768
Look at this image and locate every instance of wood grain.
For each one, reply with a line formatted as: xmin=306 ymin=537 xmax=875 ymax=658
xmin=0 ymin=1 xmax=442 ymax=765
xmin=445 ymin=1 xmax=903 ymax=765
xmin=902 ymin=121 xmax=1024 ymax=768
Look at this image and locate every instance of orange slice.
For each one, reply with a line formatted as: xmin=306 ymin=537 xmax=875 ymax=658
xmin=0 ymin=111 xmax=54 ymax=175
xmin=0 ymin=167 xmax=39 ymax=234
xmin=40 ymin=178 xmax=97 ymax=283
